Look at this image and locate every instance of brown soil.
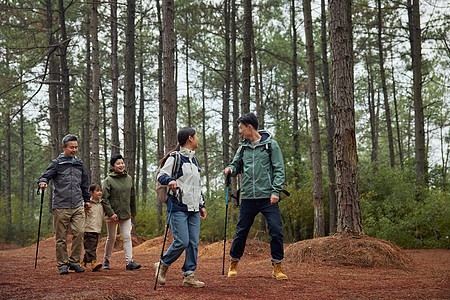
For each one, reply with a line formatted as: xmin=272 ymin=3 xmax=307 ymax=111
xmin=0 ymin=235 xmax=449 ymax=299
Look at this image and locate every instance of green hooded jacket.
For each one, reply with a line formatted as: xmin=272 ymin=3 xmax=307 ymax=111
xmin=102 ymin=171 xmax=136 ymax=219
xmin=227 ymin=130 xmax=285 ymax=199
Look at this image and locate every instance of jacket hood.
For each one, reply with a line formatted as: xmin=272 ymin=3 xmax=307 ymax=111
xmin=240 ymin=130 xmax=273 ymax=146
xmin=108 ymin=170 xmax=128 ymax=178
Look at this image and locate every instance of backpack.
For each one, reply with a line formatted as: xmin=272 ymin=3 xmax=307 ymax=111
xmin=155 ymin=151 xmax=182 ymax=204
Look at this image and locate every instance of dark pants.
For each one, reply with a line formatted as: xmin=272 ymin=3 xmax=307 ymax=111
xmin=83 ymin=232 xmax=99 ymax=263
xmin=229 ymin=199 xmax=284 ymax=262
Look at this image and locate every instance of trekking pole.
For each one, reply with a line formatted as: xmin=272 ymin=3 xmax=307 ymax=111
xmin=222 ymin=171 xmax=231 ymax=275
xmin=154 ymin=188 xmax=179 ymax=290
xmin=35 ymin=186 xmax=45 ymax=269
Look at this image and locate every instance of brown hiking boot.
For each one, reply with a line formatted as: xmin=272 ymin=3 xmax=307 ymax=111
xmin=182 ymin=273 xmax=205 ymax=288
xmin=228 ymin=259 xmax=238 ymax=277
xmin=272 ymin=262 xmax=288 ymax=280
xmin=91 ymin=260 xmax=102 ymax=272
xmin=154 ymin=262 xmax=169 ymax=285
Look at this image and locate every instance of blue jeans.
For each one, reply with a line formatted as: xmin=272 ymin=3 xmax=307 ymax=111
xmin=161 ymin=211 xmax=200 ymax=276
xmin=230 ymin=199 xmax=284 ymax=263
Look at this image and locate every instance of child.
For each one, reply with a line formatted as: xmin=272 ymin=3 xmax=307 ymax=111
xmin=81 ymin=184 xmax=104 ymax=271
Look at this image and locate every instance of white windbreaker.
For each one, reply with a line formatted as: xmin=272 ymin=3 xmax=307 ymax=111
xmin=157 ymin=147 xmax=204 ymax=212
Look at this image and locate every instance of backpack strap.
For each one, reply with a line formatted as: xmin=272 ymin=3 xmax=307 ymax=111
xmin=170 ymin=151 xmax=182 ymax=180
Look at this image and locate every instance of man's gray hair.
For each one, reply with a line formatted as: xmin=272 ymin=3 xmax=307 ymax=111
xmin=62 ymin=134 xmax=78 ymax=147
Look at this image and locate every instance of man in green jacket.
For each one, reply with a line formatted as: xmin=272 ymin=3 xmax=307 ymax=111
xmin=224 ymin=112 xmax=288 ymax=280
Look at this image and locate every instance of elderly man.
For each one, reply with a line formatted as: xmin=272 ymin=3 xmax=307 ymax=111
xmin=38 ymin=134 xmax=91 ymax=275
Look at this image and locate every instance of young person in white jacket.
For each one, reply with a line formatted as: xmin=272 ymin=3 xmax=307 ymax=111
xmin=154 ymin=127 xmax=207 ymax=288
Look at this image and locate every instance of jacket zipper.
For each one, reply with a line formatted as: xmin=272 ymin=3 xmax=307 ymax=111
xmin=252 ymin=150 xmax=256 ymax=199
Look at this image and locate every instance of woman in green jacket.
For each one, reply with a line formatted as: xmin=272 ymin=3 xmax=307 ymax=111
xmin=102 ymin=154 xmax=141 ymax=270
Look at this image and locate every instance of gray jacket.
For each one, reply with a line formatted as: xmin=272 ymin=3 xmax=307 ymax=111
xmin=38 ymin=154 xmax=90 ymax=209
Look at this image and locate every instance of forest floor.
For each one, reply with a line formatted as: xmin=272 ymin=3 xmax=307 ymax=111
xmin=0 ymin=235 xmax=449 ymax=299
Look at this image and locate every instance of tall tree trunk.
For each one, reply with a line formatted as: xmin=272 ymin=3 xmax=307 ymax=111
xmin=241 ymin=0 xmax=252 ymax=114
xmin=20 ymin=98 xmax=24 ymax=224
xmin=156 ymin=0 xmax=164 ymax=232
xmin=185 ymin=18 xmax=191 ymax=127
xmin=231 ymin=0 xmax=239 ymax=154
xmin=251 ymin=29 xmax=260 ymax=121
xmin=90 ymin=0 xmax=100 ymax=184
xmin=321 ymin=0 xmax=336 ymax=234
xmin=58 ymin=0 xmax=70 ymax=136
xmin=391 ymin=50 xmax=403 ymax=168
xmin=407 ymin=0 xmax=426 ymax=188
xmin=329 ymin=0 xmax=363 ymax=235
xmin=138 ymin=5 xmax=147 ymax=204
xmin=222 ymin=0 xmax=231 ymax=168
xmin=47 ymin=0 xmax=59 ymax=160
xmin=377 ymin=0 xmax=395 ymax=168
xmin=303 ymin=0 xmax=325 ymax=237
xmin=83 ymin=10 xmax=91 ymax=178
xmin=291 ymin=0 xmax=300 ymax=188
xmin=202 ymin=66 xmax=210 ymax=196
xmin=162 ymin=0 xmax=177 ymax=151
xmin=365 ymin=50 xmax=378 ymax=164
xmin=6 ymin=109 xmax=12 ymax=229
xmin=124 ymin=0 xmax=136 ymax=178
xmin=111 ymin=0 xmax=120 ymax=156
xmin=259 ymin=61 xmax=266 ymax=129
xmin=101 ymin=81 xmax=108 ymax=179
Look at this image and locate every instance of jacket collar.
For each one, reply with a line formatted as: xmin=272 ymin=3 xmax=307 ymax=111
xmin=240 ymin=130 xmax=272 ymax=147
xmin=180 ymin=147 xmax=195 ymax=159
xmin=109 ymin=170 xmax=128 ymax=177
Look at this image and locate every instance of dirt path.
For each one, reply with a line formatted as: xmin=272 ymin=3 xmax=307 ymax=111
xmin=0 ymin=237 xmax=449 ymax=299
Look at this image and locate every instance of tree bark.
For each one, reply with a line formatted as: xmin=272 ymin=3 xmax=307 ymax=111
xmin=303 ymin=0 xmax=325 ymax=238
xmin=291 ymin=0 xmax=300 ymax=188
xmin=111 ymin=0 xmax=120 ymax=156
xmin=241 ymin=0 xmax=252 ymax=114
xmin=202 ymin=67 xmax=210 ymax=196
xmin=58 ymin=0 xmax=70 ymax=136
xmin=377 ymin=0 xmax=395 ymax=168
xmin=407 ymin=0 xmax=426 ymax=188
xmin=90 ymin=0 xmax=100 ymax=184
xmin=124 ymin=0 xmax=136 ymax=178
xmin=162 ymin=0 xmax=177 ymax=151
xmin=223 ymin=0 xmax=231 ymax=168
xmin=391 ymin=50 xmax=403 ymax=168
xmin=329 ymin=0 xmax=363 ymax=235
xmin=47 ymin=0 xmax=59 ymax=160
xmin=185 ymin=17 xmax=191 ymax=127
xmin=321 ymin=0 xmax=336 ymax=234
xmin=156 ymin=0 xmax=164 ymax=232
xmin=83 ymin=9 xmax=91 ymax=179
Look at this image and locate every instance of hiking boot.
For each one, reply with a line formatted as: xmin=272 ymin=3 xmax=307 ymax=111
xmin=81 ymin=261 xmax=88 ymax=271
xmin=126 ymin=261 xmax=141 ymax=270
xmin=103 ymin=259 xmax=110 ymax=270
xmin=69 ymin=265 xmax=85 ymax=273
xmin=154 ymin=262 xmax=169 ymax=285
xmin=182 ymin=273 xmax=205 ymax=288
xmin=91 ymin=260 xmax=102 ymax=272
xmin=59 ymin=266 xmax=69 ymax=275
xmin=272 ymin=262 xmax=288 ymax=280
xmin=227 ymin=259 xmax=238 ymax=277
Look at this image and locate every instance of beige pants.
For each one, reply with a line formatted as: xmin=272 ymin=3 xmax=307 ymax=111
xmin=53 ymin=206 xmax=85 ymax=269
xmin=104 ymin=218 xmax=133 ymax=264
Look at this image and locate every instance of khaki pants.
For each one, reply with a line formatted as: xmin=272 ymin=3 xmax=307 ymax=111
xmin=53 ymin=206 xmax=85 ymax=269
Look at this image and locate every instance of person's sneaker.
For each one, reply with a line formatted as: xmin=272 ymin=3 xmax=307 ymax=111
xmin=126 ymin=261 xmax=141 ymax=270
xmin=182 ymin=273 xmax=205 ymax=288
xmin=91 ymin=260 xmax=103 ymax=272
xmin=103 ymin=259 xmax=110 ymax=270
xmin=69 ymin=265 xmax=85 ymax=273
xmin=154 ymin=262 xmax=169 ymax=285
xmin=59 ymin=266 xmax=69 ymax=275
